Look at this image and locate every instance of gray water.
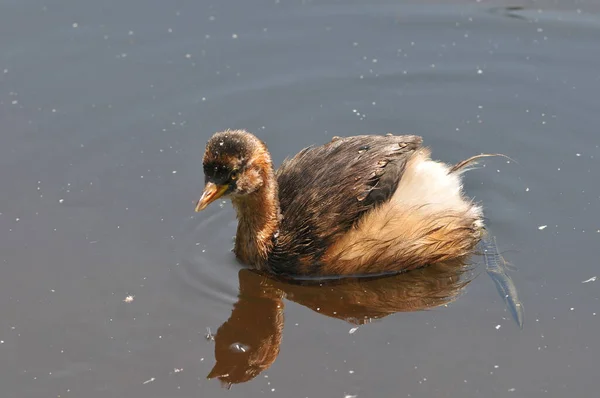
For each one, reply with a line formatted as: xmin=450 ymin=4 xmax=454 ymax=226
xmin=1 ymin=0 xmax=599 ymax=397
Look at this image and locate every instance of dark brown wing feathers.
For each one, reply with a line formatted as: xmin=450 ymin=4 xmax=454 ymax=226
xmin=268 ymin=134 xmax=422 ymax=274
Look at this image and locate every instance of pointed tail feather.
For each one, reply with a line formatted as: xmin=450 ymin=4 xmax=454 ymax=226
xmin=449 ymin=153 xmax=516 ymax=174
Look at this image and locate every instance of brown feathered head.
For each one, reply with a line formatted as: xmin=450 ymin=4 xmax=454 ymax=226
xmin=195 ymin=130 xmax=273 ymax=211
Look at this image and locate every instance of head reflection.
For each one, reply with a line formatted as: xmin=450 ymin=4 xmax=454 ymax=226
xmin=207 ymin=259 xmax=474 ymax=387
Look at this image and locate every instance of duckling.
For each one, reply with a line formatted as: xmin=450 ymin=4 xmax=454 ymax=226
xmin=195 ymin=129 xmax=489 ymax=276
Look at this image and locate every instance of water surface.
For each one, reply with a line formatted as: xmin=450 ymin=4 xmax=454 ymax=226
xmin=1 ymin=0 xmax=599 ymax=397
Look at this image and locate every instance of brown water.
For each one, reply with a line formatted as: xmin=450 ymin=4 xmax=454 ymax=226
xmin=1 ymin=0 xmax=599 ymax=397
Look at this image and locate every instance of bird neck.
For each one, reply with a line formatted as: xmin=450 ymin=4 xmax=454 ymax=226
xmin=231 ymin=171 xmax=280 ymax=269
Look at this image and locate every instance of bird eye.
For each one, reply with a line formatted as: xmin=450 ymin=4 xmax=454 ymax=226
xmin=230 ymin=170 xmax=239 ymax=180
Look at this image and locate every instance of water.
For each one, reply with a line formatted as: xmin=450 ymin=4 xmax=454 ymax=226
xmin=483 ymin=235 xmax=525 ymax=328
xmin=1 ymin=0 xmax=599 ymax=397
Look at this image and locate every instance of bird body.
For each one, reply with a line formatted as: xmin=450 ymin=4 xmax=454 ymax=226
xmin=196 ymin=130 xmax=485 ymax=276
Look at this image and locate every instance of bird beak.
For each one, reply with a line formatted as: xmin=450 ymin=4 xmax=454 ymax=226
xmin=195 ymin=182 xmax=228 ymax=212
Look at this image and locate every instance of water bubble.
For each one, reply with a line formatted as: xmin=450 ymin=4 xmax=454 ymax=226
xmin=229 ymin=342 xmax=250 ymax=353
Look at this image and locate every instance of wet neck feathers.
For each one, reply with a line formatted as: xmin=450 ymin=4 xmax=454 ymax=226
xmin=231 ymin=168 xmax=280 ymax=269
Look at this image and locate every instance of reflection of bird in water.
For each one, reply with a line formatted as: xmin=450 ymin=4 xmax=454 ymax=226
xmin=206 ymin=272 xmax=285 ymax=387
xmin=207 ymin=259 xmax=474 ymax=387
xmin=195 ymin=129 xmax=500 ymax=276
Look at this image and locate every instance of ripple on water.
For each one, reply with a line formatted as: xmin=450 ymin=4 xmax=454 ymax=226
xmin=173 ymin=206 xmax=241 ymax=307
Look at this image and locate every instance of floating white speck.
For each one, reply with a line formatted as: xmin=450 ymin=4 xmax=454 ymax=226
xmin=185 ymin=53 xmax=191 ymax=59
xmin=0 ymin=340 xmax=4 ymax=344
xmin=232 ymin=33 xmax=238 ymax=39
xmin=538 ymin=225 xmax=547 ymax=230
xmin=348 ymin=370 xmax=354 ymax=374
xmin=477 ymin=69 xmax=483 ymax=74
xmin=58 ymin=199 xmax=64 ymax=203
xmin=495 ymin=324 xmax=501 ymax=330
xmin=173 ymin=368 xmax=183 ymax=373
xmin=123 ymin=295 xmax=135 ymax=303
xmin=128 ymin=31 xmax=134 ymax=35
xmin=349 ymin=327 xmax=359 ymax=334
xmin=582 ymin=276 xmax=597 ymax=283
xmin=525 ymin=187 xmax=529 ymax=192
xmin=72 ymin=22 xmax=78 ymax=28
xmin=345 ymin=395 xmax=358 ymax=398
xmin=508 ymin=388 xmax=516 ymax=392
xmin=172 ymin=170 xmax=177 ymax=174
xmin=576 ymin=153 xmax=581 ymax=157
xmin=142 ymin=377 xmax=155 ymax=384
